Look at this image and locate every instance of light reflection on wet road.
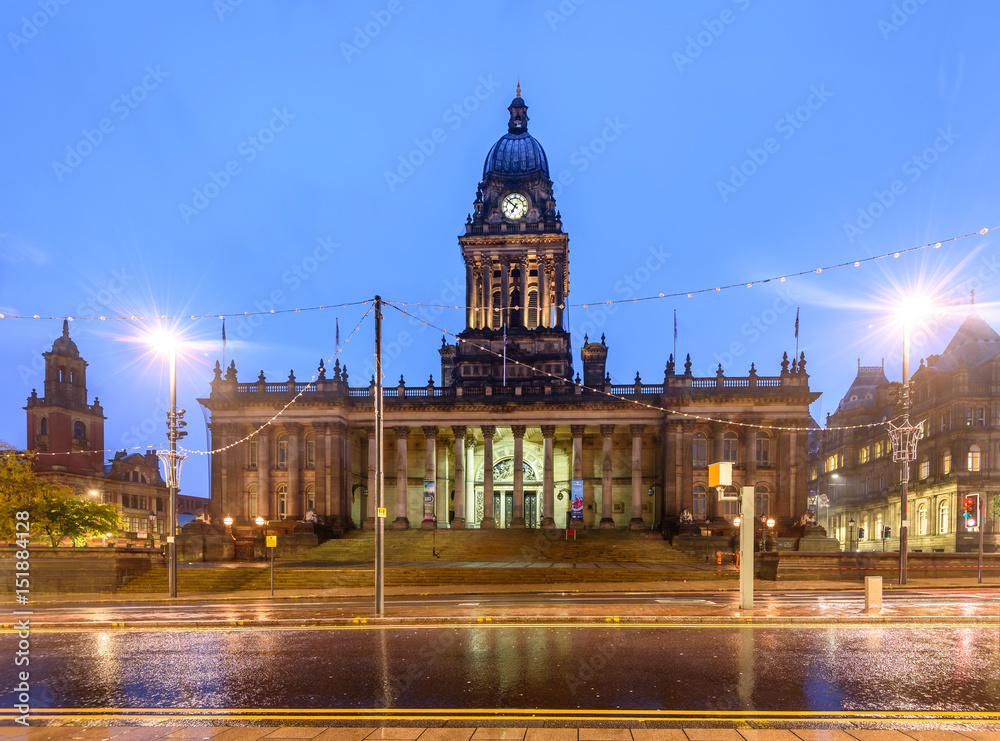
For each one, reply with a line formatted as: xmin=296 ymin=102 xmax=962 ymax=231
xmin=3 ymin=625 xmax=998 ymax=712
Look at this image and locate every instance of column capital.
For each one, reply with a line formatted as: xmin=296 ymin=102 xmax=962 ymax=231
xmin=312 ymin=421 xmax=332 ymax=432
xmin=393 ymin=426 xmax=411 ymax=439
xmin=452 ymin=425 xmax=467 ymax=439
xmin=364 ymin=426 xmax=376 ymax=439
xmin=284 ymin=422 xmax=302 ymax=435
xmin=510 ymin=425 xmax=526 ymax=438
xmin=481 ymin=424 xmax=496 ymax=438
xmin=630 ymin=424 xmax=646 ymax=437
xmin=570 ymin=424 xmax=586 ymax=437
xmin=422 ymin=426 xmax=439 ymax=439
xmin=465 ymin=431 xmax=477 ymax=447
xmin=540 ymin=425 xmax=556 ymax=439
xmin=600 ymin=424 xmax=616 ymax=438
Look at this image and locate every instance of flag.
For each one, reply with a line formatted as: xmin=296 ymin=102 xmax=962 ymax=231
xmin=673 ymin=309 xmax=677 ymax=341
xmin=794 ymin=307 xmax=800 ymax=340
xmin=222 ymin=318 xmax=226 ymax=344
xmin=336 ymin=318 xmax=340 ymax=349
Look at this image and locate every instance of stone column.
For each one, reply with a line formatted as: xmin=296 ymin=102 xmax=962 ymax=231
xmin=337 ymin=423 xmax=350 ymax=527
xmin=511 ymin=425 xmax=526 ymax=528
xmin=286 ymin=424 xmax=301 ymax=519
xmin=500 ymin=257 xmax=510 ymax=329
xmin=680 ymin=421 xmax=695 ymax=517
xmin=518 ymin=254 xmax=529 ymax=329
xmin=600 ymin=424 xmax=616 ymax=529
xmin=630 ymin=424 xmax=646 ymax=530
xmin=364 ymin=426 xmax=376 ymax=529
xmin=570 ymin=424 xmax=586 ymax=529
xmin=541 ymin=425 xmax=556 ymax=529
xmin=393 ymin=427 xmax=410 ymax=529
xmin=422 ymin=426 xmax=438 ymax=530
xmin=480 ymin=425 xmax=496 ymax=528
xmin=480 ymin=259 xmax=491 ymax=330
xmin=314 ymin=423 xmax=328 ymax=519
xmin=554 ymin=257 xmax=565 ymax=329
xmin=452 ymin=426 xmax=467 ymax=529
xmin=257 ymin=428 xmax=270 ymax=519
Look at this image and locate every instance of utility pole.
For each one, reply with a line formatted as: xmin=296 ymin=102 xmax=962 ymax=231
xmin=374 ymin=295 xmax=385 ymax=616
xmin=888 ymin=319 xmax=917 ymax=586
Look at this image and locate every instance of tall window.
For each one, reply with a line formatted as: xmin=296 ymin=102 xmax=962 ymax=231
xmin=73 ymin=420 xmax=87 ymax=439
xmin=977 ymin=407 xmax=986 ymax=426
xmin=942 ymin=449 xmax=951 ymax=475
xmin=277 ymin=434 xmax=288 ymax=468
xmin=754 ymin=484 xmax=770 ymax=517
xmin=723 ymin=432 xmax=738 ymax=463
xmin=859 ymin=446 xmax=870 ymax=464
xmin=938 ymin=500 xmax=949 ymax=535
xmin=277 ymin=485 xmax=287 ymax=518
xmin=875 ymin=513 xmax=883 ymax=540
xmin=306 ymin=434 xmax=316 ymax=468
xmin=39 ymin=417 xmax=47 ymax=436
xmin=492 ymin=291 xmax=501 ymax=328
xmin=755 ymin=432 xmax=770 ymax=467
xmin=917 ymin=503 xmax=928 ymax=535
xmin=305 ymin=484 xmax=316 ymax=512
xmin=967 ymin=408 xmax=973 ymax=426
xmin=248 ymin=435 xmax=258 ymax=468
xmin=692 ymin=432 xmax=707 ymax=467
xmin=692 ymin=486 xmax=707 ymax=520
xmin=509 ymin=287 xmax=521 ymax=326
xmin=874 ymin=440 xmax=884 ymax=458
xmin=527 ymin=289 xmax=538 ymax=328
xmin=968 ymin=444 xmax=981 ymax=472
xmin=247 ymin=485 xmax=258 ymax=519
xmin=918 ymin=456 xmax=929 ymax=480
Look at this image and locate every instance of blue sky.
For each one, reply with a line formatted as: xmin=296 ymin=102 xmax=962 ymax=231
xmin=2 ymin=1 xmax=998 ymax=498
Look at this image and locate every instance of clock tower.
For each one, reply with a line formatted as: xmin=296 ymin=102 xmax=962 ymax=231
xmin=443 ymin=86 xmax=573 ymax=386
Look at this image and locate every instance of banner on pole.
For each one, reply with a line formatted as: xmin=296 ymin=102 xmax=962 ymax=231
xmin=423 ymin=480 xmax=435 ymax=520
xmin=571 ymin=479 xmax=584 ymax=519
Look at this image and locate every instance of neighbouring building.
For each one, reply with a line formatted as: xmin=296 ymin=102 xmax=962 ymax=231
xmin=23 ymin=321 xmax=208 ymax=543
xmin=810 ymin=303 xmax=999 ymax=553
xmin=201 ymin=89 xmax=819 ymax=538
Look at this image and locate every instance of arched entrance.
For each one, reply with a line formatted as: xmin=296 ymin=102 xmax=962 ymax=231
xmin=475 ymin=458 xmax=541 ymax=528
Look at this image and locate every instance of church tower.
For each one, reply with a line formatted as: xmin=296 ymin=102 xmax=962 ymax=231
xmin=444 ymin=86 xmax=573 ymax=386
xmin=24 ymin=320 xmax=105 ymax=474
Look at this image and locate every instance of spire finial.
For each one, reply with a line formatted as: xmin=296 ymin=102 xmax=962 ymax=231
xmin=516 ymin=78 xmax=521 ymax=97
xmin=62 ymin=319 xmax=69 ymax=337
xmin=971 ymin=288 xmax=975 ymax=305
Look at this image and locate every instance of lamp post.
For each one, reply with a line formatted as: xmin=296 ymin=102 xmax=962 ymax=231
xmin=848 ymin=517 xmax=856 ymax=552
xmin=147 ymin=511 xmax=156 ymax=549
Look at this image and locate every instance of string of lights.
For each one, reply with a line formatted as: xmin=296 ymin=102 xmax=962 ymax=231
xmin=0 ymin=228 xmax=992 ymax=323
xmin=383 ymin=302 xmax=889 ymax=435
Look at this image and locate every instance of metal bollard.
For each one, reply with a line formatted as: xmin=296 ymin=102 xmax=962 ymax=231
xmin=864 ymin=575 xmax=882 ymax=610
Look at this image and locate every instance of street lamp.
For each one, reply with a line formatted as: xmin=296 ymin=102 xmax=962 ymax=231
xmin=147 ymin=510 xmax=156 ymax=549
xmin=848 ymin=517 xmax=856 ymax=552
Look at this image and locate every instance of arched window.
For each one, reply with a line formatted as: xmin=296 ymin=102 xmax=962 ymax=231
xmin=305 ymin=484 xmax=316 ymax=512
xmin=509 ymin=287 xmax=521 ymax=327
xmin=692 ymin=486 xmax=707 ymax=520
xmin=917 ymin=503 xmax=928 ymax=535
xmin=306 ymin=434 xmax=316 ymax=468
xmin=527 ymin=289 xmax=538 ymax=329
xmin=942 ymin=449 xmax=952 ymax=475
xmin=277 ymin=434 xmax=288 ymax=468
xmin=277 ymin=485 xmax=287 ymax=518
xmin=492 ymin=290 xmax=501 ymax=328
xmin=918 ymin=456 xmax=929 ymax=480
xmin=723 ymin=432 xmax=738 ymax=463
xmin=39 ymin=417 xmax=48 ymax=436
xmin=754 ymin=484 xmax=770 ymax=517
xmin=248 ymin=435 xmax=258 ymax=469
xmin=247 ymin=485 xmax=258 ymax=519
xmin=968 ymin=444 xmax=981 ymax=472
xmin=692 ymin=432 xmax=707 ymax=467
xmin=755 ymin=432 xmax=770 ymax=467
xmin=938 ymin=500 xmax=949 ymax=535
xmin=875 ymin=512 xmax=883 ymax=540
xmin=73 ymin=420 xmax=87 ymax=439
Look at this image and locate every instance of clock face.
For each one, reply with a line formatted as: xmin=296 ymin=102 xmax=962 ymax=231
xmin=502 ymin=193 xmax=529 ymax=221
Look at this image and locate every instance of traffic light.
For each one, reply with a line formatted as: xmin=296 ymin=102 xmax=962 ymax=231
xmin=175 ymin=408 xmax=188 ymax=440
xmin=882 ymin=526 xmax=891 ymax=539
xmin=964 ymin=494 xmax=979 ymax=528
xmin=857 ymin=527 xmax=865 ymax=540
xmin=963 ymin=496 xmax=975 ymax=518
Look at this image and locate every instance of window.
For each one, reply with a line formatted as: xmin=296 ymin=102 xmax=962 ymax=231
xmin=942 ymin=449 xmax=952 ymax=475
xmin=917 ymin=503 xmax=928 ymax=536
xmin=277 ymin=485 xmax=287 ymax=518
xmin=755 ymin=433 xmax=770 ymax=467
xmin=968 ymin=444 xmax=981 ymax=472
xmin=305 ymin=484 xmax=315 ymax=512
xmin=918 ymin=456 xmax=929 ymax=480
xmin=73 ymin=421 xmax=87 ymax=439
xmin=977 ymin=407 xmax=986 ymax=426
xmin=248 ymin=435 xmax=258 ymax=468
xmin=859 ymin=446 xmax=870 ymax=464
xmin=860 ymin=516 xmax=869 ymax=541
xmin=938 ymin=500 xmax=949 ymax=535
xmin=720 ymin=486 xmax=739 ymax=519
xmin=692 ymin=432 xmax=707 ymax=467
xmin=156 ymin=497 xmax=163 ymax=512
xmin=967 ymin=408 xmax=973 ymax=427
xmin=277 ymin=434 xmax=288 ymax=468
xmin=723 ymin=432 xmax=738 ymax=463
xmin=492 ymin=290 xmax=501 ymax=328
xmin=527 ymin=289 xmax=538 ymax=329
xmin=247 ymin=485 xmax=258 ymax=519
xmin=754 ymin=484 xmax=770 ymax=517
xmin=103 ymin=492 xmax=116 ymax=505
xmin=39 ymin=417 xmax=47 ymax=436
xmin=874 ymin=440 xmax=883 ymax=459
xmin=306 ymin=434 xmax=316 ymax=468
xmin=692 ymin=486 xmax=707 ymax=520
xmin=824 ymin=454 xmax=837 ymax=473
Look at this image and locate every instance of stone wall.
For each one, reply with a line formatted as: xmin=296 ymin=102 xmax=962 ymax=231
xmin=0 ymin=546 xmax=162 ymax=593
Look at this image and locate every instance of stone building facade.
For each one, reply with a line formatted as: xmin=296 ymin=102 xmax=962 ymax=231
xmin=202 ymin=91 xmax=818 ymax=536
xmin=810 ymin=306 xmax=999 ymax=553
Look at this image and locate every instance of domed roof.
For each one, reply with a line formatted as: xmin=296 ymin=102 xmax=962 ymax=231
xmin=483 ymin=132 xmax=549 ymax=179
xmin=51 ymin=319 xmax=79 ymax=357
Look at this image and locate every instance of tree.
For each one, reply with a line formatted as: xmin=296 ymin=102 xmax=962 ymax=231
xmin=0 ymin=442 xmax=50 ymax=541
xmin=28 ymin=489 xmax=120 ymax=547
